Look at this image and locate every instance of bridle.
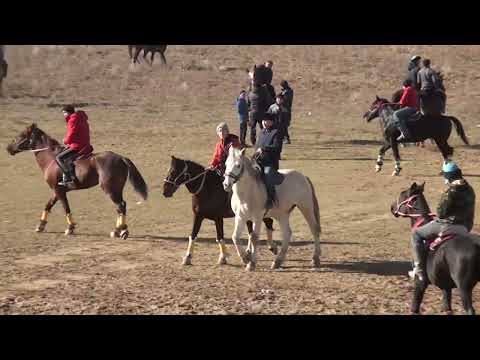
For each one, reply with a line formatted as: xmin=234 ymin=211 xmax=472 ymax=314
xmin=164 ymin=160 xmax=208 ymax=195
xmin=13 ymin=133 xmax=49 ymax=153
xmin=224 ymin=161 xmax=244 ymax=185
xmin=394 ymin=194 xmax=437 ymax=218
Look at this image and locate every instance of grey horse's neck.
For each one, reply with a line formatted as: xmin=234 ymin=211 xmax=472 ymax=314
xmin=380 ymin=105 xmax=394 ymax=124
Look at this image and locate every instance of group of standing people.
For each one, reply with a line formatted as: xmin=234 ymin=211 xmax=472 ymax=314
xmin=236 ymin=61 xmax=294 ymax=147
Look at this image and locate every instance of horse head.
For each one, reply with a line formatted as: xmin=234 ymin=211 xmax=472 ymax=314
xmin=163 ymin=156 xmax=190 ymax=197
xmin=6 ymin=123 xmax=41 ymax=155
xmin=363 ymin=95 xmax=389 ymax=122
xmin=223 ymin=147 xmax=246 ymax=192
xmin=391 ymin=182 xmax=426 ymax=218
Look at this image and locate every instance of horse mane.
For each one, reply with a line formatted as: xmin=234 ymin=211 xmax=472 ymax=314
xmin=242 ymin=155 xmax=263 ymax=182
xmin=185 ymin=159 xmax=206 ymax=172
xmin=33 ymin=127 xmax=63 ymax=152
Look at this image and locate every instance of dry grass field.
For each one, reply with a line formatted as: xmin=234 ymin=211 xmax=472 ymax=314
xmin=1 ymin=45 xmax=480 ymax=314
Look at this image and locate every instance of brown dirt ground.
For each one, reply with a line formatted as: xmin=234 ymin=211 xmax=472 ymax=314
xmin=1 ymin=45 xmax=480 ymax=315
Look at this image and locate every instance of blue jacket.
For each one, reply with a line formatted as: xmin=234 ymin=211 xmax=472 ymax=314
xmin=236 ymin=96 xmax=248 ymax=121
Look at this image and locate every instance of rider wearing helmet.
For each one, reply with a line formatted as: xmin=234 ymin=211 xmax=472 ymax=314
xmin=410 ymin=162 xmax=476 ymax=281
xmin=393 ymin=78 xmax=420 ymax=142
xmin=209 ymin=122 xmax=241 ymax=176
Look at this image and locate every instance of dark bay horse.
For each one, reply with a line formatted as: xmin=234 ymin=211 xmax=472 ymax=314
xmin=363 ymin=96 xmax=469 ymax=176
xmin=128 ymin=45 xmax=167 ymax=66
xmin=6 ymin=124 xmax=148 ymax=239
xmin=163 ymin=156 xmax=275 ymax=266
xmin=391 ymin=182 xmax=480 ymax=315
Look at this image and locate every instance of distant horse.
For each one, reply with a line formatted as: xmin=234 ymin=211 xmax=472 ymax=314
xmin=363 ymin=96 xmax=469 ymax=176
xmin=391 ymin=182 xmax=480 ymax=315
xmin=128 ymin=45 xmax=167 ymax=66
xmin=223 ymin=147 xmax=321 ymax=272
xmin=6 ymin=124 xmax=148 ymax=239
xmin=163 ymin=156 xmax=276 ymax=266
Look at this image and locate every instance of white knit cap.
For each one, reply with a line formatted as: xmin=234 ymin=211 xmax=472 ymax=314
xmin=216 ymin=122 xmax=229 ymax=133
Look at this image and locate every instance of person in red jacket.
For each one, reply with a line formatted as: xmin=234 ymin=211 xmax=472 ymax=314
xmin=393 ymin=79 xmax=420 ymax=142
xmin=209 ymin=122 xmax=241 ymax=176
xmin=55 ymin=105 xmax=93 ymax=187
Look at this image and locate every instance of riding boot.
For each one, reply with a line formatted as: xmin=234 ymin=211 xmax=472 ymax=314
xmin=411 ymin=237 xmax=427 ymax=281
xmin=265 ymin=184 xmax=276 ymax=210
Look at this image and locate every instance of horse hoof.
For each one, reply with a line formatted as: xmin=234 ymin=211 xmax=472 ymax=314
xmin=217 ymin=256 xmax=228 ymax=266
xmin=375 ymin=166 xmax=382 ymax=173
xmin=271 ymin=261 xmax=281 ymax=270
xmin=443 ymin=310 xmax=453 ymax=315
xmin=110 ymin=230 xmax=120 ymax=238
xmin=120 ymin=229 xmax=129 ymax=240
xmin=269 ymin=246 xmax=278 ymax=255
xmin=241 ymin=253 xmax=251 ymax=265
xmin=35 ymin=225 xmax=45 ymax=233
xmin=246 ymin=262 xmax=256 ymax=272
xmin=65 ymin=228 xmax=74 ymax=236
xmin=392 ymin=171 xmax=401 ymax=177
xmin=311 ymin=257 xmax=321 ymax=269
xmin=182 ymin=255 xmax=192 ymax=266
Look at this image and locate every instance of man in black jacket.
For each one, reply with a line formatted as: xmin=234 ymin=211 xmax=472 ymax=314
xmin=407 ymin=55 xmax=421 ymax=91
xmin=255 ymin=113 xmax=283 ymax=209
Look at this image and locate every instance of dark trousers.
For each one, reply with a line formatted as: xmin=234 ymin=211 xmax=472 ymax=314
xmin=239 ymin=121 xmax=248 ymax=145
xmin=249 ymin=119 xmax=263 ymax=146
xmin=55 ymin=147 xmax=78 ymax=179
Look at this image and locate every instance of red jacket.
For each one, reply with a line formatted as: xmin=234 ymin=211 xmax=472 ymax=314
xmin=63 ymin=110 xmax=92 ymax=153
xmin=210 ymin=134 xmax=241 ymax=169
xmin=399 ymin=85 xmax=420 ymax=110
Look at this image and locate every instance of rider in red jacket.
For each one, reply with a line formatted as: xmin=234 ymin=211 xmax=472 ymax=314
xmin=394 ymin=79 xmax=420 ymax=142
xmin=210 ymin=122 xmax=241 ymax=175
xmin=55 ymin=105 xmax=93 ymax=187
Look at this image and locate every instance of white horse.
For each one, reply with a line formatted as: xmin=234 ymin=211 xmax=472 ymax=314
xmin=223 ymin=147 xmax=321 ymax=271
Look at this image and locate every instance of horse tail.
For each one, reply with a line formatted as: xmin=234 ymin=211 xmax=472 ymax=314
xmin=449 ymin=116 xmax=470 ymax=145
xmin=305 ymin=176 xmax=321 ymax=234
xmin=122 ymin=157 xmax=148 ymax=200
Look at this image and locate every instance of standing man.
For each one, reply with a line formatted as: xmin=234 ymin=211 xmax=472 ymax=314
xmin=407 ymin=55 xmax=422 ymax=91
xmin=280 ymin=80 xmax=294 ymax=144
xmin=236 ymin=90 xmax=249 ymax=147
xmin=264 ymin=60 xmax=275 ymax=100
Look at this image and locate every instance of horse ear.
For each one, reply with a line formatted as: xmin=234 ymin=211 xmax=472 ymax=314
xmin=419 ymin=182 xmax=426 ymax=192
xmin=410 ymin=182 xmax=417 ymax=190
xmin=240 ymin=148 xmax=246 ymax=156
xmin=376 ymin=95 xmax=380 ymax=101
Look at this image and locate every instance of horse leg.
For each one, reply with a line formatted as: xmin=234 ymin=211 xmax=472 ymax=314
xmin=160 ymin=52 xmax=167 ymax=66
xmin=441 ymin=288 xmax=453 ymax=315
xmin=183 ymin=214 xmax=204 ymax=266
xmin=375 ymin=142 xmax=390 ymax=173
xmin=272 ymin=215 xmax=292 ymax=270
xmin=459 ymin=287 xmax=475 ymax=315
xmin=133 ymin=48 xmax=142 ymax=64
xmin=214 ymin=218 xmax=228 ymax=265
xmin=297 ymin=203 xmax=321 ymax=269
xmin=57 ymin=190 xmax=76 ymax=235
xmin=246 ymin=218 xmax=262 ymax=272
xmin=35 ymin=193 xmax=58 ymax=233
xmin=390 ymin=138 xmax=402 ymax=176
xmin=433 ymin=138 xmax=453 ymax=164
xmin=232 ymin=216 xmax=248 ymax=265
xmin=411 ymin=278 xmax=428 ymax=314
xmin=263 ymin=218 xmax=277 ymax=255
xmin=109 ymin=192 xmax=128 ymax=240
xmin=150 ymin=52 xmax=155 ymax=66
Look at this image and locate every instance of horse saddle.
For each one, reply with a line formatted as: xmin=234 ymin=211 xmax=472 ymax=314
xmin=427 ymin=232 xmax=456 ymax=251
xmin=407 ymin=112 xmax=422 ymax=122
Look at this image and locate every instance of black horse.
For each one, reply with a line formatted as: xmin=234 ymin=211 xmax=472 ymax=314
xmin=128 ymin=45 xmax=167 ymax=66
xmin=363 ymin=96 xmax=469 ymax=176
xmin=391 ymin=182 xmax=480 ymax=315
xmin=163 ymin=156 xmax=276 ymax=266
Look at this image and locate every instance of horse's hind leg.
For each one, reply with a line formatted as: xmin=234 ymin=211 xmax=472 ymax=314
xmin=263 ymin=218 xmax=277 ymax=255
xmin=272 ymin=215 xmax=292 ymax=270
xmin=182 ymin=214 xmax=204 ymax=266
xmin=441 ymin=288 xmax=453 ymax=315
xmin=433 ymin=138 xmax=453 ymax=164
xmin=459 ymin=287 xmax=475 ymax=315
xmin=214 ymin=218 xmax=228 ymax=265
xmin=109 ymin=192 xmax=128 ymax=240
xmin=391 ymin=139 xmax=402 ymax=176
xmin=57 ymin=190 xmax=76 ymax=236
xmin=298 ymin=203 xmax=321 ymax=269
xmin=35 ymin=193 xmax=58 ymax=233
xmin=411 ymin=278 xmax=428 ymax=314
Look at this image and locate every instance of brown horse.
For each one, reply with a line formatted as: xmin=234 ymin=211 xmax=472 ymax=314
xmin=128 ymin=45 xmax=167 ymax=66
xmin=163 ymin=156 xmax=276 ymax=266
xmin=6 ymin=124 xmax=148 ymax=239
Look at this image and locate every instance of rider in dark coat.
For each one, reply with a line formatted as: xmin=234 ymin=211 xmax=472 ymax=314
xmin=255 ymin=113 xmax=283 ymax=209
xmin=410 ymin=162 xmax=476 ymax=281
